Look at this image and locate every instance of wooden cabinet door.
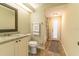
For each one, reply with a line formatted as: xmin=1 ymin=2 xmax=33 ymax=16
xmin=19 ymin=37 xmax=28 ymax=56
xmin=14 ymin=37 xmax=29 ymax=56
xmin=0 ymin=41 xmax=15 ymax=56
xmin=14 ymin=40 xmax=19 ymax=56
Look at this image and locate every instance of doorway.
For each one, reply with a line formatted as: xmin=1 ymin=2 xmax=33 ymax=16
xmin=47 ymin=15 xmax=62 ymax=40
xmin=44 ymin=12 xmax=66 ymax=55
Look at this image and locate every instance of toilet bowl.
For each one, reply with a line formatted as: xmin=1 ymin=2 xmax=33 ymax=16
xmin=29 ymin=41 xmax=38 ymax=54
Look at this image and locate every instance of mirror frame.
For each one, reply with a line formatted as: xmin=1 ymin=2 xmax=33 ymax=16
xmin=0 ymin=3 xmax=18 ymax=33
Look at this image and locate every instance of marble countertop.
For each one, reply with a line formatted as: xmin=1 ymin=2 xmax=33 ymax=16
xmin=0 ymin=34 xmax=31 ymax=43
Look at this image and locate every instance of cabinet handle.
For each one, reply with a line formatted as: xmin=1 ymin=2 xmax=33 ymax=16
xmin=19 ymin=40 xmax=21 ymax=42
xmin=16 ymin=41 xmax=18 ymax=43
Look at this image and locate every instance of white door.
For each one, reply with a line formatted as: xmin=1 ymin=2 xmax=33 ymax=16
xmin=48 ymin=16 xmax=61 ymax=40
xmin=0 ymin=41 xmax=15 ymax=56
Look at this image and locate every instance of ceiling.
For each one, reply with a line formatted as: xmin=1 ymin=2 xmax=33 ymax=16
xmin=23 ymin=3 xmax=67 ymax=12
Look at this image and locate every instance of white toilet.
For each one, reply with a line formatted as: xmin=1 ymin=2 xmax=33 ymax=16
xmin=29 ymin=41 xmax=38 ymax=55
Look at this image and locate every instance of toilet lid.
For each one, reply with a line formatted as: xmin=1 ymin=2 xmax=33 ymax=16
xmin=29 ymin=41 xmax=37 ymax=45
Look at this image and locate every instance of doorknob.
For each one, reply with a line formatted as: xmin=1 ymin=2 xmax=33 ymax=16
xmin=19 ymin=40 xmax=21 ymax=42
xmin=16 ymin=41 xmax=18 ymax=43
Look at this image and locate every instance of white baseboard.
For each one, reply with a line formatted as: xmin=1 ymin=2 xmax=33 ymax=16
xmin=60 ymin=40 xmax=68 ymax=56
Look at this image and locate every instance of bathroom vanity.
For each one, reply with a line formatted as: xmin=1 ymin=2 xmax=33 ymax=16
xmin=0 ymin=3 xmax=31 ymax=56
xmin=0 ymin=34 xmax=30 ymax=56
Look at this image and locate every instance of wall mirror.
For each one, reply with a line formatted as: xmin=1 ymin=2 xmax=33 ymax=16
xmin=0 ymin=3 xmax=18 ymax=33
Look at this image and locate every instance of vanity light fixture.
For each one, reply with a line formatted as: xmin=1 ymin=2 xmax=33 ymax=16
xmin=16 ymin=3 xmax=33 ymax=13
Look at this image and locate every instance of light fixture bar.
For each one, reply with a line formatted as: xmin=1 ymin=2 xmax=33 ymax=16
xmin=16 ymin=3 xmax=33 ymax=13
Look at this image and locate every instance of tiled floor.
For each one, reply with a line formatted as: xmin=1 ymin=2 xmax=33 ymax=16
xmin=29 ymin=40 xmax=66 ymax=56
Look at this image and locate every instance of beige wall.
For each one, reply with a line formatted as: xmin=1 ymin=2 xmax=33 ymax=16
xmin=18 ymin=10 xmax=31 ymax=34
xmin=46 ymin=3 xmax=79 ymax=55
xmin=61 ymin=4 xmax=79 ymax=55
xmin=31 ymin=6 xmax=47 ymax=45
